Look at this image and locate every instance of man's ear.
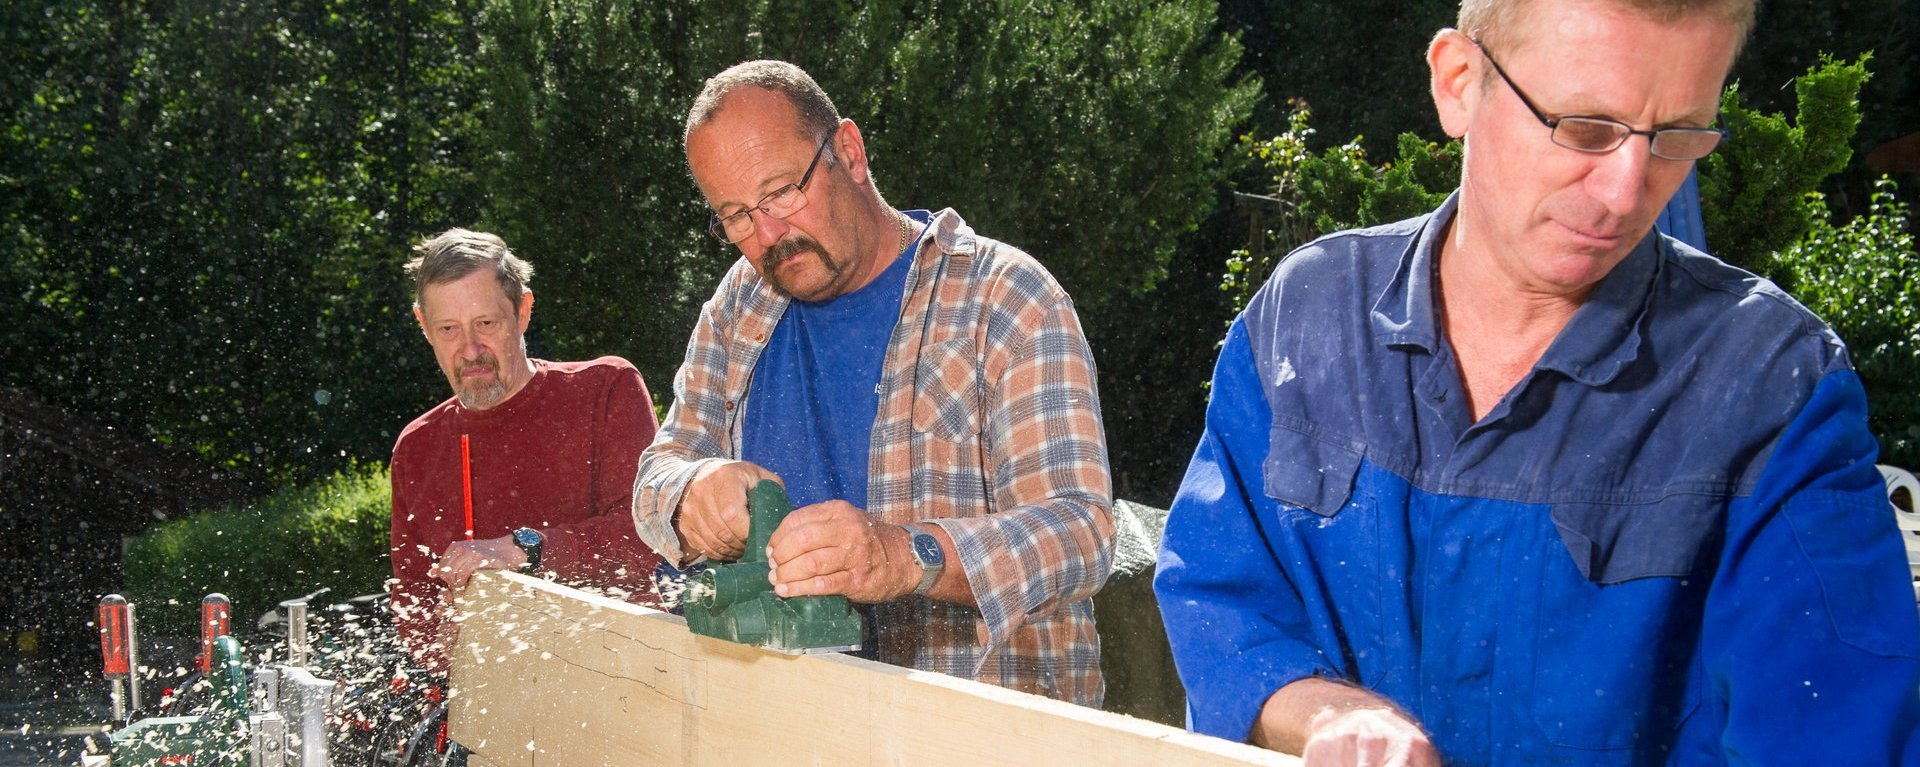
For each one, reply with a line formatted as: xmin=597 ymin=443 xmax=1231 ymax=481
xmin=832 ymin=118 xmax=871 ymax=186
xmin=517 ymin=290 xmax=534 ymax=332
xmin=414 ymin=305 xmax=429 ymax=338
xmin=1429 ymin=28 xmax=1478 ymax=139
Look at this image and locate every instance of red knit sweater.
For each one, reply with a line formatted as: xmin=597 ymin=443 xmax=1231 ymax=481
xmin=388 ymin=357 xmax=661 ymax=670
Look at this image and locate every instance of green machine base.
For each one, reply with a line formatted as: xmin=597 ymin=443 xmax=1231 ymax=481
xmin=683 ymin=481 xmax=864 ymax=654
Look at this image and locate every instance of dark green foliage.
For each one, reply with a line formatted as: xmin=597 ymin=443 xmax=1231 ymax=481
xmin=1730 ymin=0 xmax=1918 ymax=204
xmin=1698 ymin=55 xmax=1871 ymax=271
xmin=872 ymin=0 xmax=1259 ymax=302
xmin=0 ymin=1 xmax=481 ymax=485
xmin=1217 ymin=0 xmax=1457 ymax=156
xmin=1223 ymin=104 xmax=1459 ymax=315
xmin=471 ymin=0 xmax=1258 ymax=390
xmin=122 ymin=465 xmax=392 ymax=637
xmin=1770 ymin=178 xmax=1919 ymax=468
xmin=1 ymin=0 xmax=1254 ymax=491
xmin=470 ymin=0 xmax=724 ymax=382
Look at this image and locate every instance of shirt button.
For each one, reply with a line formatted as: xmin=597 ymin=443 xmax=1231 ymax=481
xmin=724 ymin=400 xmax=735 ymax=411
xmin=754 ymin=333 xmax=767 ymax=343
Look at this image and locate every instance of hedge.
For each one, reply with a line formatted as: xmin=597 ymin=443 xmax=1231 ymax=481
xmin=122 ymin=464 xmax=391 ymax=638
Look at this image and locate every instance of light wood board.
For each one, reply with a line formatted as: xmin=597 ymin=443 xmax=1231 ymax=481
xmin=449 ymin=571 xmax=1298 ymax=767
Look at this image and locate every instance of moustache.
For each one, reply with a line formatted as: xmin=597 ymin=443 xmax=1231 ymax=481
xmin=457 ymin=353 xmax=499 ymax=373
xmin=763 ymin=236 xmax=825 ymax=268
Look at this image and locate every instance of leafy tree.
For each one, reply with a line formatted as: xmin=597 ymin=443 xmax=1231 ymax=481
xmin=1216 ymin=0 xmax=1456 ymax=156
xmin=1 ymin=1 xmax=483 ymax=485
xmin=1771 ymin=178 xmax=1919 ymax=468
xmin=1223 ymin=103 xmax=1458 ymax=315
xmin=872 ymin=0 xmax=1258 ymax=301
xmin=472 ymin=0 xmax=1259 ymax=394
xmin=1729 ymin=0 xmax=1917 ymax=201
xmin=471 ymin=0 xmax=766 ymax=383
xmin=1698 ymin=54 xmax=1870 ymax=271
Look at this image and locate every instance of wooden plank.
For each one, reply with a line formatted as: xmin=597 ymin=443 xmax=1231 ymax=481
xmin=449 ymin=571 xmax=1297 ymax=767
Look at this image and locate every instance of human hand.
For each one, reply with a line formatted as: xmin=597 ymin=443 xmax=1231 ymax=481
xmin=765 ymin=500 xmax=915 ymax=603
xmin=676 ymin=460 xmax=782 ymax=563
xmin=432 ymin=536 xmax=526 ymax=589
xmin=1254 ymin=677 xmax=1439 ymax=767
xmin=1300 ymin=707 xmax=1440 ymax=767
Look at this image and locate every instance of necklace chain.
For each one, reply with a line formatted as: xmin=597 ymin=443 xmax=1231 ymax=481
xmin=895 ymin=211 xmax=914 ymax=255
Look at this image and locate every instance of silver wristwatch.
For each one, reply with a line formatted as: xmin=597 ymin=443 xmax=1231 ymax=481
xmin=904 ymin=523 xmax=946 ymax=596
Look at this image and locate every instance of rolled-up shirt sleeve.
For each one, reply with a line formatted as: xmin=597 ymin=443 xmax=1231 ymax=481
xmin=633 ymin=270 xmax=745 ymax=566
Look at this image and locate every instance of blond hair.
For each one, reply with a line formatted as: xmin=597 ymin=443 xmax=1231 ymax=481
xmin=1458 ymin=0 xmax=1756 ymax=53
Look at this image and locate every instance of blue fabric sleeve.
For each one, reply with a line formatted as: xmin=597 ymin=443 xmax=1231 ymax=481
xmin=1154 ymin=319 xmax=1339 ymax=743
xmin=1703 ymin=369 xmax=1920 ymax=764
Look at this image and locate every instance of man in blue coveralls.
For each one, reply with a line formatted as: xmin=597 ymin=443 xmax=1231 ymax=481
xmin=1155 ymin=0 xmax=1920 ymax=764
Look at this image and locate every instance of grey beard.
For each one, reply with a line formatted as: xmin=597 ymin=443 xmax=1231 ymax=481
xmin=457 ymin=377 xmax=510 ymax=410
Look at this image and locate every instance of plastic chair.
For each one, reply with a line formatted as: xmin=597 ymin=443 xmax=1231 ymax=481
xmin=1877 ymin=465 xmax=1920 ymax=580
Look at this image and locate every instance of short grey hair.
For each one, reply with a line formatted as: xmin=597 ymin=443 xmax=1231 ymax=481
xmin=405 ymin=228 xmax=533 ymax=310
xmin=683 ymin=60 xmax=842 ymax=151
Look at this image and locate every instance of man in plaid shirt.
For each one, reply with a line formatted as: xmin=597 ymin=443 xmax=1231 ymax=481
xmin=632 ymin=60 xmax=1116 ymax=706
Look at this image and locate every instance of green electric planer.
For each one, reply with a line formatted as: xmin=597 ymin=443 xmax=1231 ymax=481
xmin=682 ymin=480 xmax=865 ymax=654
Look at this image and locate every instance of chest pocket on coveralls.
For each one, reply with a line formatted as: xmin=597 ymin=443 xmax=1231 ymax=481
xmin=912 ymin=338 xmax=981 ymax=441
xmin=1529 ymin=495 xmax=1722 ymax=752
xmin=1261 ymin=424 xmax=1363 ymax=517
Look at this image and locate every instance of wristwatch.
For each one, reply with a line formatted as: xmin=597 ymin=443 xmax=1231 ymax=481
xmin=510 ymin=527 xmax=544 ymax=573
xmin=904 ymin=523 xmax=946 ymax=596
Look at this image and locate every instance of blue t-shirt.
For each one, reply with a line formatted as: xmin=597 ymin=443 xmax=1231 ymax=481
xmin=743 ymin=210 xmax=930 ymax=510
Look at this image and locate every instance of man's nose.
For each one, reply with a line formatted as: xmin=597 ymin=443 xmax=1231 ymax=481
xmin=1585 ymin=138 xmax=1658 ymax=215
xmin=459 ymin=328 xmax=485 ymax=358
xmin=751 ymin=212 xmax=791 ymax=248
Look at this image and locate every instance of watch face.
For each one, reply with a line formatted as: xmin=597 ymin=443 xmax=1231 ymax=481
xmin=911 ymin=532 xmax=943 ymax=566
xmin=513 ymin=528 xmax=542 ymax=548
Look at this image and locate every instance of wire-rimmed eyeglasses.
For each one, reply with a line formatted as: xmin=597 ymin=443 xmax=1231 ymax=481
xmin=707 ymin=134 xmax=833 ymax=243
xmin=1473 ymin=39 xmax=1727 ymax=161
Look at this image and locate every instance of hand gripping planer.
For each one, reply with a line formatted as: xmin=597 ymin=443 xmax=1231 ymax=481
xmin=682 ymin=480 xmax=865 ymax=654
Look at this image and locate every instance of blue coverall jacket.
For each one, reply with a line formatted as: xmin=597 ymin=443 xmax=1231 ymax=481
xmin=1156 ymin=194 xmax=1920 ymax=765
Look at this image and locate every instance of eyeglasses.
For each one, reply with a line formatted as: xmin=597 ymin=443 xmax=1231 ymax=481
xmin=707 ymin=134 xmax=833 ymax=243
xmin=1473 ymin=40 xmax=1727 ymax=161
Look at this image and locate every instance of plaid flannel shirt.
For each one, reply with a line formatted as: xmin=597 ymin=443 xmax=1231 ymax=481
xmin=633 ymin=208 xmax=1115 ymax=706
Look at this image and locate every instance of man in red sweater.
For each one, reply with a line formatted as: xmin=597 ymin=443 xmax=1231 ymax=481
xmin=389 ymin=228 xmax=663 ymax=672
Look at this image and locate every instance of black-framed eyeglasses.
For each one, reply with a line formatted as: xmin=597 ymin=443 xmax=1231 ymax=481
xmin=1472 ymin=40 xmax=1727 ymax=161
xmin=707 ymin=134 xmax=833 ymax=244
